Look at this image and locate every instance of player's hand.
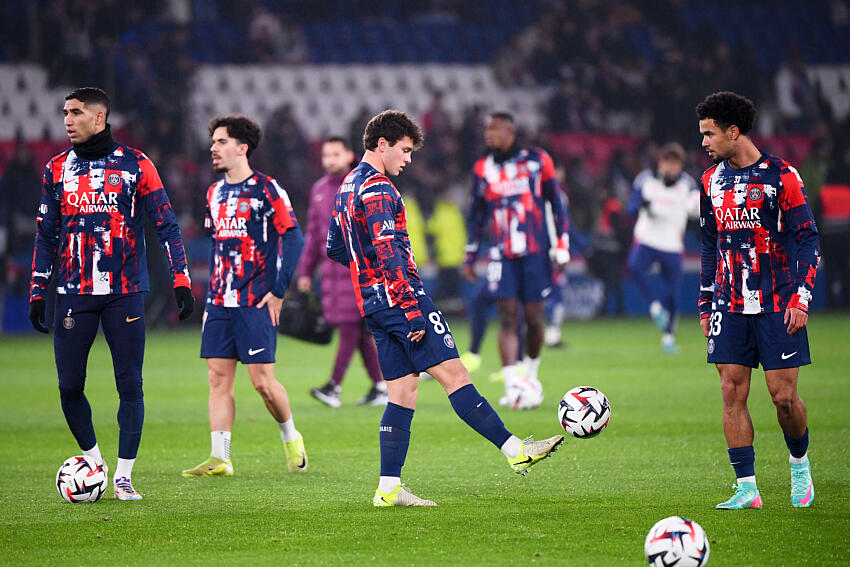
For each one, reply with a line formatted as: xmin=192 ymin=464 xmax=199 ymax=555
xmin=174 ymin=286 xmax=195 ymax=320
xmin=699 ymin=317 xmax=709 ymax=338
xmin=550 ymin=247 xmax=570 ymax=271
xmin=257 ymin=292 xmax=284 ymax=327
xmin=784 ymin=307 xmax=808 ymax=335
xmin=29 ymin=299 xmax=49 ymax=333
xmin=461 ymin=263 xmax=477 ymax=284
xmin=407 ymin=313 xmax=426 ymax=342
xmin=296 ymin=276 xmax=312 ymax=293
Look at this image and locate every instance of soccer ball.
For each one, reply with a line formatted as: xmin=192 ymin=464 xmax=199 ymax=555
xmin=56 ymin=456 xmax=107 ymax=503
xmin=557 ymin=386 xmax=611 ymax=438
xmin=644 ymin=516 xmax=710 ymax=567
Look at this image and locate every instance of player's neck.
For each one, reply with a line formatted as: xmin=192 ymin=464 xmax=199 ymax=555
xmin=727 ymin=139 xmax=762 ymax=170
xmin=361 ymin=151 xmax=385 ymax=174
xmin=224 ymin=161 xmax=253 ymax=185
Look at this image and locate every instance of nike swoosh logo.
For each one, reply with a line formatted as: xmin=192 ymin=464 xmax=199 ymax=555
xmin=516 ymin=456 xmax=533 ymax=465
xmin=298 ymin=456 xmax=306 ymax=469
xmin=781 ymin=351 xmax=797 ymax=360
xmin=799 ymin=484 xmax=813 ymax=505
xmin=125 ymin=316 xmax=141 ymax=323
xmin=248 ymin=348 xmax=265 ymax=356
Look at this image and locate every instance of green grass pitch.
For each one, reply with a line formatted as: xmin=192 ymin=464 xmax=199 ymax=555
xmin=1 ymin=314 xmax=848 ymax=565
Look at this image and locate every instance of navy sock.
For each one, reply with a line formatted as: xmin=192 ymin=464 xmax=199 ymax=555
xmin=117 ymin=399 xmax=145 ymax=459
xmin=449 ymin=384 xmax=512 ymax=449
xmin=60 ymin=392 xmax=97 ymax=451
xmin=379 ymin=402 xmax=414 ymax=477
xmin=784 ymin=428 xmax=809 ymax=459
xmin=728 ymin=446 xmax=756 ymax=479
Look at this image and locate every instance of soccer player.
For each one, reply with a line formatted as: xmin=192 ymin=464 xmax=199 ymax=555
xmin=297 ymin=136 xmax=386 ymax=408
xmin=696 ymin=92 xmax=820 ymax=509
xmin=462 ymin=112 xmax=570 ymax=409
xmin=327 ymin=110 xmax=563 ymax=507
xmin=29 ymin=87 xmax=194 ymax=501
xmin=182 ymin=115 xmax=307 ymax=477
xmin=626 ymin=142 xmax=699 ymax=353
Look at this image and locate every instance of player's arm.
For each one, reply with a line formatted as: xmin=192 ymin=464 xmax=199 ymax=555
xmin=326 ymin=212 xmax=349 ymax=267
xmin=626 ymin=172 xmax=648 ymax=217
xmin=698 ymin=177 xmax=717 ymax=337
xmin=29 ymin=161 xmax=61 ymax=332
xmin=779 ymin=166 xmax=821 ymax=334
xmin=540 ymin=151 xmax=570 ymax=268
xmin=462 ymin=169 xmax=488 ymax=283
xmin=362 ymin=185 xmax=424 ymax=340
xmin=296 ymin=182 xmax=323 ymax=292
xmin=259 ymin=179 xmax=304 ymax=326
xmin=138 ymin=155 xmax=193 ymax=319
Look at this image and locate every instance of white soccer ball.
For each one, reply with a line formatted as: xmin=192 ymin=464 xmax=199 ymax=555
xmin=509 ymin=377 xmax=543 ymax=410
xmin=557 ymin=386 xmax=611 ymax=438
xmin=56 ymin=455 xmax=107 ymax=503
xmin=644 ymin=516 xmax=710 ymax=567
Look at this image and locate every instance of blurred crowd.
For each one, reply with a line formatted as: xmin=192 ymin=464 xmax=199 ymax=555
xmin=2 ymin=0 xmax=849 ymax=326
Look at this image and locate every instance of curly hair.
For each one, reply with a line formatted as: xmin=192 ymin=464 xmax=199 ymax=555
xmin=209 ymin=115 xmax=262 ymax=157
xmin=695 ymin=91 xmax=757 ymax=134
xmin=362 ymin=110 xmax=424 ymax=152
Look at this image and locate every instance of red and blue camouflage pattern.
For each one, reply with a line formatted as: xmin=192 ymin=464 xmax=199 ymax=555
xmin=327 ymin=161 xmax=423 ymax=321
xmin=699 ymin=152 xmax=820 ymax=318
xmin=204 ymin=171 xmax=298 ymax=307
xmin=31 ymin=144 xmax=190 ymax=300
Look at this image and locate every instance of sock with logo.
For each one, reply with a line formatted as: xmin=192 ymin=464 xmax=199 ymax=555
xmin=728 ymin=445 xmax=756 ymax=481
xmin=784 ymin=428 xmax=809 ymax=460
xmin=379 ymin=402 xmax=414 ymax=477
xmin=117 ymin=399 xmax=145 ymax=459
xmin=211 ymin=430 xmax=231 ymax=461
xmin=449 ymin=384 xmax=512 ymax=449
xmin=278 ymin=418 xmax=298 ymax=443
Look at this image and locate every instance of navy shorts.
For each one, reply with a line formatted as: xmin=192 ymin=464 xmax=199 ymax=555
xmin=53 ymin=293 xmax=146 ymax=400
xmin=706 ymin=311 xmax=811 ymax=370
xmin=487 ymin=253 xmax=552 ymax=302
xmin=364 ymin=295 xmax=459 ymax=380
xmin=201 ymin=304 xmax=277 ymax=364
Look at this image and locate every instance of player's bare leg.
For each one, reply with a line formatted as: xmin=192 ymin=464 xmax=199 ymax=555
xmin=246 ymin=363 xmax=291 ymax=422
xmin=765 ymin=366 xmax=813 ymax=507
xmin=208 ymin=358 xmax=237 ymax=430
xmin=717 ymin=363 xmax=754 ymax=448
xmin=496 ymin=298 xmax=521 ymax=404
xmin=183 ymin=358 xmax=237 ymax=476
xmin=521 ymin=300 xmax=545 ymax=404
xmin=716 ymin=363 xmax=762 ymax=509
xmin=764 ymin=367 xmax=806 ymax=437
xmin=247 ymin=363 xmax=306 ymax=472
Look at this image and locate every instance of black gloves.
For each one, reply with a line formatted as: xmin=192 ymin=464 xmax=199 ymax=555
xmin=174 ymin=286 xmax=195 ymax=320
xmin=29 ymin=299 xmax=49 ymax=333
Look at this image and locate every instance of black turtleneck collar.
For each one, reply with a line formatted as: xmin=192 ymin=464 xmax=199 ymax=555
xmin=73 ymin=124 xmax=116 ymax=160
xmin=491 ymin=142 xmax=520 ymax=164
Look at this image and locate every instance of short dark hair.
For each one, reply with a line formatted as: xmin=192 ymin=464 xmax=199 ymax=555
xmin=65 ymin=87 xmax=110 ymax=120
xmin=363 ymin=110 xmax=424 ymax=151
xmin=489 ymin=111 xmax=515 ymax=124
xmin=324 ymin=135 xmax=350 ymax=150
xmin=209 ymin=114 xmax=262 ymax=157
xmin=658 ymin=142 xmax=686 ymax=162
xmin=695 ymin=91 xmax=757 ymax=135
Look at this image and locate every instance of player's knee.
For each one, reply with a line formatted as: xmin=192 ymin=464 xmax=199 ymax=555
xmin=770 ymin=390 xmax=796 ymax=413
xmin=720 ymin=379 xmax=746 ymax=405
xmin=58 ymin=382 xmax=85 ymax=401
xmin=116 ymin=380 xmax=143 ymax=401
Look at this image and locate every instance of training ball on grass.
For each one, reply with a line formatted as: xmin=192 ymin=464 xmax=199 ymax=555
xmin=644 ymin=516 xmax=710 ymax=566
xmin=557 ymin=386 xmax=610 ymax=438
xmin=56 ymin=455 xmax=107 ymax=503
